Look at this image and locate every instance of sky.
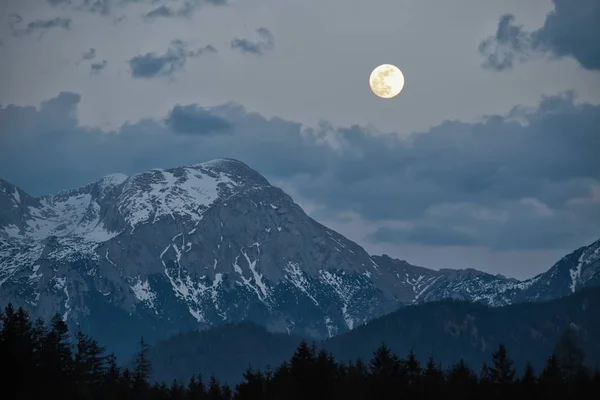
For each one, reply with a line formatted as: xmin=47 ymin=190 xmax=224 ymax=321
xmin=0 ymin=0 xmax=599 ymax=280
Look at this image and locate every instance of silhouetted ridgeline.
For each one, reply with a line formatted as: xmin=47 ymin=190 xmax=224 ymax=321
xmin=2 ymin=303 xmax=600 ymax=399
xmin=143 ymin=287 xmax=600 ymax=385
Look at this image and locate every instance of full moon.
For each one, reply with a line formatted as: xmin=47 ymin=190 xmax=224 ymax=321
xmin=369 ymin=64 xmax=405 ymax=99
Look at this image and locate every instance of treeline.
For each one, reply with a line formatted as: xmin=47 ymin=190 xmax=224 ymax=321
xmin=1 ymin=304 xmax=599 ymax=400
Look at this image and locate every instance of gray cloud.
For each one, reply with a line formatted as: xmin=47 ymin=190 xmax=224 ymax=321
xmin=165 ymin=104 xmax=232 ymax=134
xmin=9 ymin=14 xmax=71 ymax=39
xmin=143 ymin=0 xmax=228 ymax=21
xmin=0 ymin=91 xmax=598 ymax=251
xmin=480 ymin=0 xmax=600 ymax=71
xmin=81 ymin=48 xmax=96 ymax=61
xmin=46 ymin=0 xmax=110 ymax=15
xmin=90 ymin=60 xmax=107 ymax=73
xmin=128 ymin=40 xmax=216 ymax=79
xmin=231 ymin=27 xmax=274 ymax=56
xmin=78 ymin=0 xmax=111 ymax=15
xmin=47 ymin=0 xmax=72 ymax=6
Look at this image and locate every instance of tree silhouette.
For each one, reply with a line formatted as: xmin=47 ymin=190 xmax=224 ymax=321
xmin=1 ymin=303 xmax=599 ymax=400
xmin=554 ymin=326 xmax=586 ymax=381
xmin=487 ymin=343 xmax=516 ymax=385
xmin=133 ymin=336 xmax=152 ymax=395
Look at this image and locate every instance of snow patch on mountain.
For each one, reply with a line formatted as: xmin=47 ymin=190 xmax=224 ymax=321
xmin=284 ymin=262 xmax=320 ymax=307
xmin=131 ymin=277 xmax=158 ymax=313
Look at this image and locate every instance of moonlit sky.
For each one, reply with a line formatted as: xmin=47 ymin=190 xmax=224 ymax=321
xmin=1 ymin=0 xmax=599 ymax=279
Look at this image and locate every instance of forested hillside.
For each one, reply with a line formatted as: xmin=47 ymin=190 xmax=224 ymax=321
xmin=2 ymin=303 xmax=600 ymax=399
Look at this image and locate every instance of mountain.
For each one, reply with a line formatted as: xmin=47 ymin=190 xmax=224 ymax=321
xmin=1 ymin=158 xmax=599 ymax=359
xmin=375 ymin=237 xmax=600 ymax=307
xmin=144 ymin=286 xmax=600 ymax=385
xmin=0 ymin=159 xmax=397 ymax=358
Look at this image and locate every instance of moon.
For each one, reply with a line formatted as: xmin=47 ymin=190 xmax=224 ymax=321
xmin=369 ymin=64 xmax=405 ymax=99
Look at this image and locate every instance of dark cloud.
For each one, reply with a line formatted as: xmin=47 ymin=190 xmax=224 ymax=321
xmin=81 ymin=48 xmax=96 ymax=61
xmin=9 ymin=15 xmax=71 ymax=39
xmin=0 ymin=91 xmax=598 ymax=250
xmin=231 ymin=27 xmax=274 ymax=56
xmin=479 ymin=0 xmax=600 ymax=71
xmin=47 ymin=0 xmax=110 ymax=15
xmin=128 ymin=40 xmax=216 ymax=79
xmin=79 ymin=0 xmax=111 ymax=15
xmin=46 ymin=0 xmax=72 ymax=6
xmin=26 ymin=18 xmax=71 ymax=32
xmin=90 ymin=60 xmax=107 ymax=73
xmin=143 ymin=0 xmax=228 ymax=21
xmin=165 ymin=105 xmax=232 ymax=135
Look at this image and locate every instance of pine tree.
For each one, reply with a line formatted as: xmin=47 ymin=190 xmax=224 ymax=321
xmin=421 ymin=357 xmax=444 ymax=398
xmin=405 ymin=350 xmax=421 ymax=386
xmin=222 ymin=384 xmax=233 ymax=400
xmin=208 ymin=375 xmax=223 ymax=400
xmin=447 ymin=359 xmax=477 ymax=395
xmin=554 ymin=326 xmax=586 ymax=381
xmin=315 ymin=349 xmax=337 ymax=399
xmin=102 ymin=353 xmax=121 ymax=398
xmin=235 ymin=367 xmax=266 ymax=400
xmin=488 ymin=343 xmax=516 ymax=385
xmin=169 ymin=379 xmax=186 ymax=400
xmin=368 ymin=343 xmax=401 ymax=400
xmin=188 ymin=374 xmax=207 ymax=399
xmin=539 ymin=354 xmax=564 ymax=398
xmin=43 ymin=314 xmax=74 ymax=396
xmin=519 ymin=362 xmax=537 ymax=397
xmin=74 ymin=331 xmax=107 ymax=387
xmin=539 ymin=354 xmax=562 ymax=385
xmin=0 ymin=304 xmax=36 ymax=399
xmin=119 ymin=368 xmax=134 ymax=398
xmin=133 ymin=336 xmax=152 ymax=395
xmin=289 ymin=341 xmax=317 ymax=399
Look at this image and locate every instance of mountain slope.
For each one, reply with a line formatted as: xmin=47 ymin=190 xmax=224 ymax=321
xmin=144 ymin=287 xmax=600 ymax=385
xmin=1 ymin=159 xmax=599 ymax=359
xmin=372 ymin=237 xmax=600 ymax=307
xmin=325 ymin=286 xmax=600 ymax=373
xmin=0 ymin=159 xmax=395 ymax=357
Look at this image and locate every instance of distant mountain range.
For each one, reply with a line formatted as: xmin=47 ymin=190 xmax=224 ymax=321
xmin=1 ymin=158 xmax=599 ymax=359
xmin=144 ymin=286 xmax=600 ymax=385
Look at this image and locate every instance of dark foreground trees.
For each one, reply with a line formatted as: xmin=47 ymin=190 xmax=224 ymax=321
xmin=1 ymin=304 xmax=599 ymax=400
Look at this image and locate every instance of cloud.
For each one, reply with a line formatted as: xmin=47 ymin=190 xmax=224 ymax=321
xmin=9 ymin=14 xmax=71 ymax=39
xmin=128 ymin=40 xmax=216 ymax=79
xmin=78 ymin=0 xmax=111 ymax=16
xmin=46 ymin=0 xmax=110 ymax=15
xmin=143 ymin=0 xmax=228 ymax=21
xmin=231 ymin=27 xmax=274 ymax=56
xmin=479 ymin=0 xmax=600 ymax=71
xmin=165 ymin=105 xmax=232 ymax=134
xmin=81 ymin=48 xmax=96 ymax=61
xmin=90 ymin=60 xmax=108 ymax=73
xmin=46 ymin=0 xmax=72 ymax=6
xmin=0 ymin=91 xmax=598 ymax=251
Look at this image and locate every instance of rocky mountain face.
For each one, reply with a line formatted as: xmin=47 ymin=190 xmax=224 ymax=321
xmin=373 ymin=236 xmax=600 ymax=307
xmin=0 ymin=158 xmax=599 ymax=359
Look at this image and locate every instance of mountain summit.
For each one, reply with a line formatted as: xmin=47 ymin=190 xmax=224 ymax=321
xmin=1 ymin=159 xmax=598 ymax=358
xmin=1 ymin=159 xmax=391 ymax=354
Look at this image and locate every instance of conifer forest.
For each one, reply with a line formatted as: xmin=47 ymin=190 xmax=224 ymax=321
xmin=2 ymin=304 xmax=599 ymax=400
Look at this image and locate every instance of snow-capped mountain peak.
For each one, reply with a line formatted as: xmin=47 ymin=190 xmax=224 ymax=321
xmin=0 ymin=159 xmax=598 ymax=356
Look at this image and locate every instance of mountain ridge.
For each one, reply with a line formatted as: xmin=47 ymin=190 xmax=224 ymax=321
xmin=1 ymin=158 xmax=599 ymax=359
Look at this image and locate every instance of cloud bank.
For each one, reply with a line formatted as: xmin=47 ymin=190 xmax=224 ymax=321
xmin=479 ymin=0 xmax=600 ymax=71
xmin=0 ymin=91 xmax=598 ymax=251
